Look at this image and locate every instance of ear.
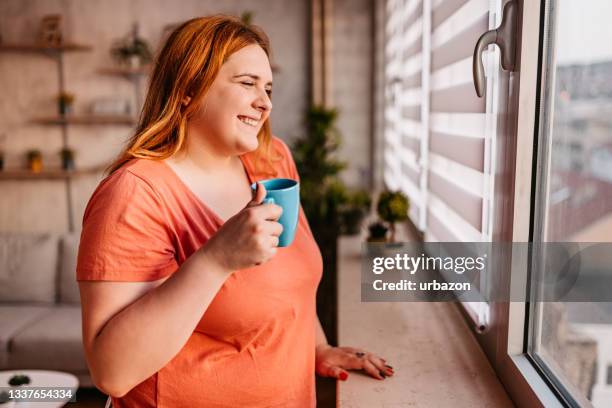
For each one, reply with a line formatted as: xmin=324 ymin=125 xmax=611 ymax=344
xmin=182 ymin=95 xmax=192 ymax=106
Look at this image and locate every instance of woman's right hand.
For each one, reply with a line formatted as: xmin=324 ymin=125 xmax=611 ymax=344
xmin=201 ymin=183 xmax=283 ymax=272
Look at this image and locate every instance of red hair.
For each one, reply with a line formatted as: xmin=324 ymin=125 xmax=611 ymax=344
xmin=107 ymin=15 xmax=279 ymax=176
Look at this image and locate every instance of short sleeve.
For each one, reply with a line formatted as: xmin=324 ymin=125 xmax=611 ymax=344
xmin=76 ymin=170 xmax=178 ymax=282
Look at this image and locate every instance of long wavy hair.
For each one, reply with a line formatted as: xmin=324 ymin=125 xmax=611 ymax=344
xmin=107 ymin=15 xmax=278 ymax=175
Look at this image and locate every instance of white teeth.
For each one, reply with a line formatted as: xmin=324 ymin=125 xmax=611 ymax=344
xmin=239 ymin=116 xmax=258 ymax=127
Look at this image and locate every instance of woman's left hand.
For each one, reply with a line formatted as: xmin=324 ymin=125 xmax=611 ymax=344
xmin=315 ymin=344 xmax=394 ymax=381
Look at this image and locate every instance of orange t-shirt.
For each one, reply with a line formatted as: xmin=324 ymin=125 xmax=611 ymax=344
xmin=76 ymin=136 xmax=323 ymax=407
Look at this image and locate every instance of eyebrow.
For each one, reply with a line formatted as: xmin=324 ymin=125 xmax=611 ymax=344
xmin=233 ymin=73 xmax=273 ymax=87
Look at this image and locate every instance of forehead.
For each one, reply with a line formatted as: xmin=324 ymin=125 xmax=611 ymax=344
xmin=222 ymin=44 xmax=273 ymax=80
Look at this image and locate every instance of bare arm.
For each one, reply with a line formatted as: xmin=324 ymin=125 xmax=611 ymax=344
xmin=80 ymin=248 xmax=227 ymax=398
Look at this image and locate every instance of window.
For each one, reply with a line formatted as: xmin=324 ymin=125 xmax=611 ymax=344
xmin=529 ymin=0 xmax=612 ymax=406
xmin=379 ymin=0 xmax=611 ymax=406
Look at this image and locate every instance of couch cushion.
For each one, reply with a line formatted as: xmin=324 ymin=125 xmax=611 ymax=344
xmin=0 ymin=233 xmax=58 ymax=303
xmin=59 ymin=233 xmax=81 ymax=304
xmin=8 ymin=305 xmax=88 ymax=372
xmin=0 ymin=304 xmax=54 ymax=367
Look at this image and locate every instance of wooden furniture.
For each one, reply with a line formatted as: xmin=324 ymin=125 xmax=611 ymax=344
xmin=0 ymin=43 xmax=137 ymax=231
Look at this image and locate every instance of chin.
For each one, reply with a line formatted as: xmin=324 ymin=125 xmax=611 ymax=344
xmin=236 ymin=134 xmax=259 ymax=154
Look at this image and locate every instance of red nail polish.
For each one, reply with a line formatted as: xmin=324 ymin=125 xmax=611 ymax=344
xmin=339 ymin=372 xmax=348 ymax=381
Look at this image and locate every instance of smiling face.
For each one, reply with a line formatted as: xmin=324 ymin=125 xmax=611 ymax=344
xmin=190 ymin=44 xmax=273 ymax=156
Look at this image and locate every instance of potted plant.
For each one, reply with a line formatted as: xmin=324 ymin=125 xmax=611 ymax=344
xmin=57 ymin=91 xmax=75 ymax=116
xmin=111 ymin=23 xmax=152 ymax=68
xmin=240 ymin=11 xmax=254 ymax=25
xmin=293 ymin=105 xmax=362 ymax=345
xmin=367 ymin=221 xmax=389 ymax=242
xmin=8 ymin=374 xmax=30 ymax=386
xmin=339 ymin=189 xmax=372 ymax=235
xmin=376 ymin=190 xmax=409 ymax=243
xmin=26 ymin=150 xmax=43 ymax=173
xmin=60 ymin=147 xmax=75 ymax=170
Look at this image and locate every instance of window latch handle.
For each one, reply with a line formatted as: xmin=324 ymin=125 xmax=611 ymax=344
xmin=473 ymin=0 xmax=518 ymax=97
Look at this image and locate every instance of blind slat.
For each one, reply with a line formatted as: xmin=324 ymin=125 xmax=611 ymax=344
xmin=431 ymin=0 xmax=488 ymax=49
xmin=430 ymin=113 xmax=486 ymax=139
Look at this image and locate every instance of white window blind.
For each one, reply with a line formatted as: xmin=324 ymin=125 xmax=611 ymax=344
xmin=383 ymin=0 xmax=505 ymax=329
xmin=383 ymin=0 xmax=502 ymax=242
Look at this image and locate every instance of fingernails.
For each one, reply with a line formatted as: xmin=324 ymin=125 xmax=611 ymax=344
xmin=385 ymin=364 xmax=394 ymax=369
xmin=379 ymin=370 xmax=387 ymax=379
xmin=339 ymin=372 xmax=348 ymax=381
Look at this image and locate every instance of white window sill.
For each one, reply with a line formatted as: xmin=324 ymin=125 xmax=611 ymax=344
xmin=336 ymin=235 xmax=514 ymax=407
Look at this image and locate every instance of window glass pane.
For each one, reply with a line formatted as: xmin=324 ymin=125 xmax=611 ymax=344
xmin=530 ymin=1 xmax=612 ymax=407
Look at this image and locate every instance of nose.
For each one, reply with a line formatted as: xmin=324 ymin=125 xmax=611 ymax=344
xmin=254 ymin=90 xmax=272 ymax=113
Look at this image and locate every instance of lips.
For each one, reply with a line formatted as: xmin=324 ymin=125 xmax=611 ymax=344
xmin=237 ymin=115 xmax=260 ymax=127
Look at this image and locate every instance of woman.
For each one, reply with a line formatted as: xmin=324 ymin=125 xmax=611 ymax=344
xmin=77 ymin=15 xmax=393 ymax=407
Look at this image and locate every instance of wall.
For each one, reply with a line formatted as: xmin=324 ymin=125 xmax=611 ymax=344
xmin=0 ymin=0 xmax=309 ymax=232
xmin=330 ymin=0 xmax=373 ymax=189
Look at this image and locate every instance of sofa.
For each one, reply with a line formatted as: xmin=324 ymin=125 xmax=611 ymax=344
xmin=0 ymin=233 xmax=93 ymax=387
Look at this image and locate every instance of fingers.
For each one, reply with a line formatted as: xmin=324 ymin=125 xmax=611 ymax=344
xmin=328 ymin=366 xmax=349 ymax=381
xmin=363 ymin=360 xmax=385 ymax=380
xmin=247 ymin=182 xmax=267 ymax=207
xmin=251 ymin=201 xmax=283 ymax=221
xmin=270 ymin=234 xmax=279 ymax=248
xmin=366 ymin=354 xmax=392 ymax=378
xmin=347 ymin=349 xmax=394 ymax=380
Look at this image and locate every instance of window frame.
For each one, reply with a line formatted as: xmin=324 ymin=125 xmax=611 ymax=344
xmin=475 ymin=1 xmax=594 ymax=407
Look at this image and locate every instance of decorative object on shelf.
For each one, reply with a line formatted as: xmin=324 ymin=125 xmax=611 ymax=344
xmin=57 ymin=91 xmax=75 ymax=116
xmin=60 ymin=148 xmax=75 ymax=170
xmin=292 ymin=105 xmax=368 ymax=345
xmin=240 ymin=11 xmax=254 ymax=25
xmin=376 ymin=190 xmax=410 ymax=243
xmin=39 ymin=15 xmax=63 ymax=47
xmin=367 ymin=221 xmax=389 ymax=243
xmin=8 ymin=374 xmax=31 ymax=386
xmin=90 ymin=97 xmax=131 ymax=116
xmin=111 ymin=23 xmax=152 ymax=68
xmin=26 ymin=149 xmax=43 ymax=173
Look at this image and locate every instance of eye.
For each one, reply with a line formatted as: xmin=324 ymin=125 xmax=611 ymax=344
xmin=265 ymin=89 xmax=272 ymax=96
xmin=241 ymin=81 xmax=255 ymax=87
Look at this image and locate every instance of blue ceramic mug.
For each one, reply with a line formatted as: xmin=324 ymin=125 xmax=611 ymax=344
xmin=251 ymin=178 xmax=300 ymax=247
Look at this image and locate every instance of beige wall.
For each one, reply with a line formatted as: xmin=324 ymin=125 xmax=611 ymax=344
xmin=0 ymin=0 xmax=309 ymax=232
xmin=331 ymin=0 xmax=373 ymax=189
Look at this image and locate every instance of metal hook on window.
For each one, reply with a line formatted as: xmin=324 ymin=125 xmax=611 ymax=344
xmin=473 ymin=0 xmax=518 ymax=97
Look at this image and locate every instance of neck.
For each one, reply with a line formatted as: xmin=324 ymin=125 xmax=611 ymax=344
xmin=172 ymin=122 xmax=238 ymax=173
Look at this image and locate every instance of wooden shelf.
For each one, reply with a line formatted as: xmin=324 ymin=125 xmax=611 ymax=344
xmin=0 ymin=166 xmax=106 ymax=180
xmin=33 ymin=115 xmax=136 ymax=126
xmin=99 ymin=65 xmax=151 ymax=78
xmin=0 ymin=43 xmax=92 ymax=53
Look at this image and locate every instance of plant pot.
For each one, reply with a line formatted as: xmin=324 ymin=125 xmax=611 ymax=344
xmin=60 ymin=149 xmax=75 ymax=170
xmin=58 ymin=101 xmax=72 ymax=116
xmin=27 ymin=154 xmax=43 ymax=173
